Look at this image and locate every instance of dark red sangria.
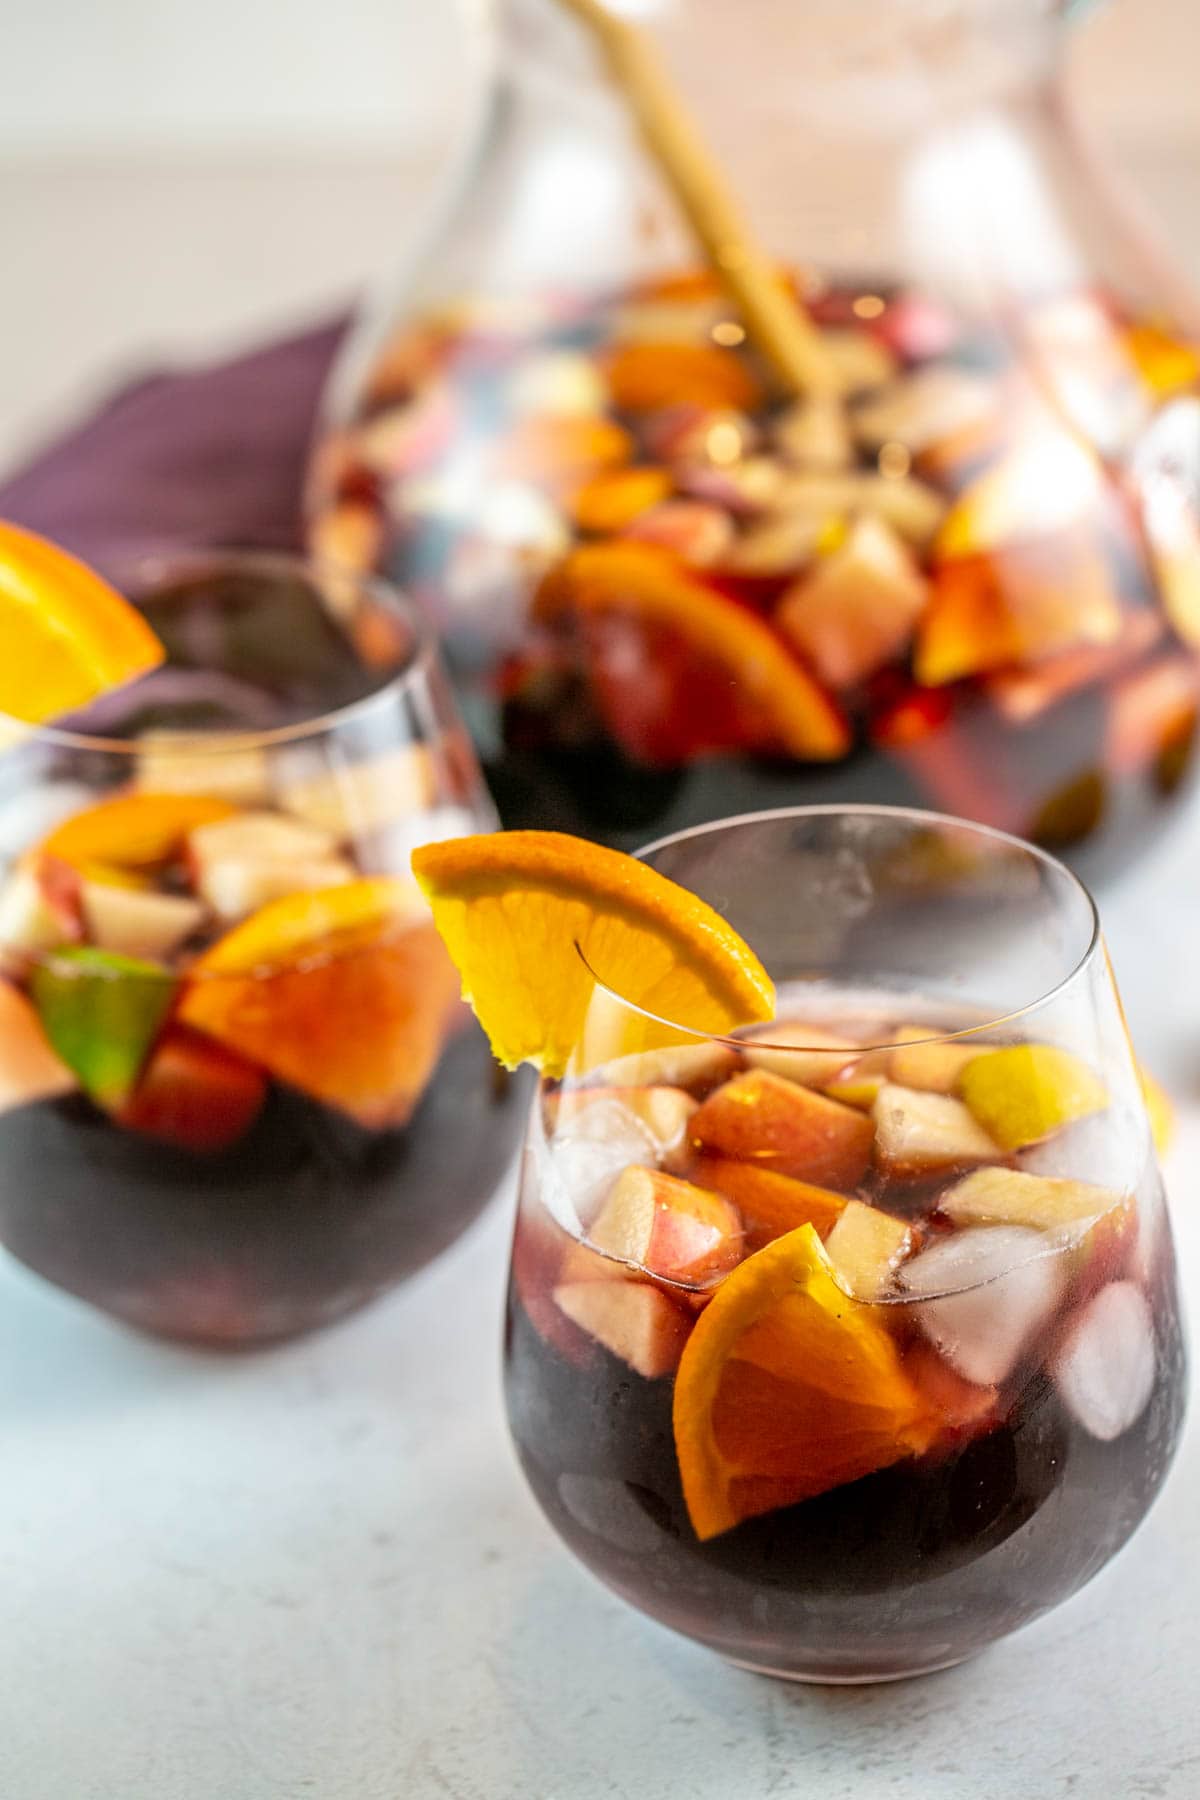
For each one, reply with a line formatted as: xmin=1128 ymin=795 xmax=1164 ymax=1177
xmin=496 ymin=809 xmax=1187 ymax=1679
xmin=0 ymin=554 xmax=525 ymax=1344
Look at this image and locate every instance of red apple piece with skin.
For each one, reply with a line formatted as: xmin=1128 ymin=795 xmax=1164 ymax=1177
xmin=690 ymin=1068 xmax=874 ymax=1189
xmin=552 ymin=1279 xmax=691 ymax=1378
xmin=585 ymin=1167 xmax=742 ymax=1284
xmin=777 ymin=514 xmax=930 ymax=689
xmin=0 ymin=978 xmax=76 ymax=1110
xmin=873 ymin=1083 xmax=999 ymax=1178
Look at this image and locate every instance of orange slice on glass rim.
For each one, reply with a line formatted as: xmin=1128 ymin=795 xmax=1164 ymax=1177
xmin=411 ymin=830 xmax=774 ymax=1079
xmin=673 ymin=1223 xmax=937 ymax=1541
xmin=534 ymin=542 xmax=850 ymax=762
xmin=178 ymin=877 xmax=460 ymax=1129
xmin=0 ymin=521 xmax=163 ymax=723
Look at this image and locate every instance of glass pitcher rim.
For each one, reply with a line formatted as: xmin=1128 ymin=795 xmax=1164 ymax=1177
xmin=575 ymin=802 xmax=1103 ymax=1058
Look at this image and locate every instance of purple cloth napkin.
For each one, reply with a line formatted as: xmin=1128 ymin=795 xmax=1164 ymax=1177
xmin=0 ymin=317 xmax=348 ymax=577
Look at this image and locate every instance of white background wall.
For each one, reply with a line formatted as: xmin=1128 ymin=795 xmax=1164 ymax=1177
xmin=0 ymin=0 xmax=1198 ymax=158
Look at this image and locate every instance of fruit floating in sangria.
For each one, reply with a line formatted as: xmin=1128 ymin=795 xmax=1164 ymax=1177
xmin=0 ymin=525 xmax=525 ymax=1344
xmin=312 ymin=273 xmax=1200 ymax=872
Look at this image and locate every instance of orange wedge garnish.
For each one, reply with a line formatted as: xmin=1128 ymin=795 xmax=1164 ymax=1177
xmin=42 ymin=792 xmax=238 ymax=870
xmin=178 ymin=878 xmax=460 ymax=1128
xmin=536 ymin=543 xmax=850 ymax=762
xmin=0 ymin=520 xmax=163 ymax=723
xmin=411 ymin=830 xmax=774 ymax=1078
xmin=673 ymin=1224 xmax=937 ymax=1540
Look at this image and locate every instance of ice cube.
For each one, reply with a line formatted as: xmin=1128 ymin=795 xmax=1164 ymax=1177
xmin=1053 ymin=1281 xmax=1155 ymax=1442
xmin=542 ymin=1097 xmax=658 ymax=1229
xmin=899 ymin=1226 xmax=1065 ymax=1386
xmin=0 ymin=783 xmax=91 ymax=862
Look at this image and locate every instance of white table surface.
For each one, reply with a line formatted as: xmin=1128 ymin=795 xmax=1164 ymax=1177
xmin=3 ymin=149 xmax=1200 ymax=1800
xmin=0 ymin=795 xmax=1197 ymax=1800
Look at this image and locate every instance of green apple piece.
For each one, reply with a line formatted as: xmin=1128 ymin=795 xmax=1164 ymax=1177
xmin=958 ymin=1044 xmax=1109 ymax=1150
xmin=30 ymin=946 xmax=176 ymax=1110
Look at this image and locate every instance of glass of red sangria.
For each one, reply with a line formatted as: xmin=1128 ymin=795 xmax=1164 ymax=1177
xmin=0 ymin=551 xmax=526 ymax=1345
xmin=503 ymin=806 xmax=1186 ymax=1680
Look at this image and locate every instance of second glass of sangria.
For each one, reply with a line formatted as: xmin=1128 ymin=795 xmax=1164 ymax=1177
xmin=504 ymin=807 xmax=1186 ymax=1680
xmin=0 ymin=550 xmax=526 ymax=1345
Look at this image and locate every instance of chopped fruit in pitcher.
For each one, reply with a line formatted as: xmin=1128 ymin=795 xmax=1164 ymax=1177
xmin=824 ymin=1199 xmax=913 ymax=1301
xmin=29 ymin=946 xmax=176 ymax=1110
xmin=958 ymin=1043 xmax=1109 ymax=1149
xmin=316 ymin=273 xmax=1200 ymax=870
xmin=872 ymin=1082 xmax=998 ymax=1176
xmin=690 ymin=1068 xmax=874 ymax=1189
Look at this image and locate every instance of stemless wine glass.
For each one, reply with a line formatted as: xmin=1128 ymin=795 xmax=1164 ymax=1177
xmin=504 ymin=805 xmax=1186 ymax=1681
xmin=0 ymin=551 xmax=526 ymax=1346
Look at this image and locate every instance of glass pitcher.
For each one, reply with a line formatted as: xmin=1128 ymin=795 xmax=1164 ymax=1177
xmin=309 ymin=0 xmax=1200 ymax=878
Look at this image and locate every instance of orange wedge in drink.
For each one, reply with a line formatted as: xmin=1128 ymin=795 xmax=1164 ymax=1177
xmin=673 ymin=1224 xmax=937 ymax=1540
xmin=179 ymin=878 xmax=460 ymax=1129
xmin=42 ymin=792 xmax=238 ymax=871
xmin=0 ymin=520 xmax=163 ymax=723
xmin=411 ymin=830 xmax=774 ymax=1078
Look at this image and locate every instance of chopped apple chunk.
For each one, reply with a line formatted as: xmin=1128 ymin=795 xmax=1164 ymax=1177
xmin=133 ymin=732 xmax=270 ymax=805
xmin=772 ymin=396 xmax=854 ymax=471
xmin=279 ymin=745 xmax=435 ymax=837
xmin=825 ymin=1200 xmax=913 ymax=1301
xmin=824 ymin=1069 xmax=886 ymax=1109
xmin=777 ymin=515 xmax=930 ymax=689
xmin=852 ymin=366 xmax=996 ymax=455
xmin=939 ymin=1165 xmax=1121 ymax=1237
xmin=740 ymin=1022 xmax=861 ymax=1087
xmin=690 ymin=1068 xmax=874 ymax=1189
xmin=585 ymin=1166 xmax=742 ymax=1284
xmin=873 ymin=1083 xmax=999 ymax=1177
xmin=0 ymin=978 xmax=76 ymax=1111
xmin=80 ymin=882 xmax=204 ymax=961
xmin=0 ymin=861 xmax=78 ymax=954
xmin=958 ymin=1044 xmax=1108 ymax=1150
xmin=187 ymin=811 xmax=352 ymax=921
xmin=553 ymin=1278 xmax=690 ymax=1378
